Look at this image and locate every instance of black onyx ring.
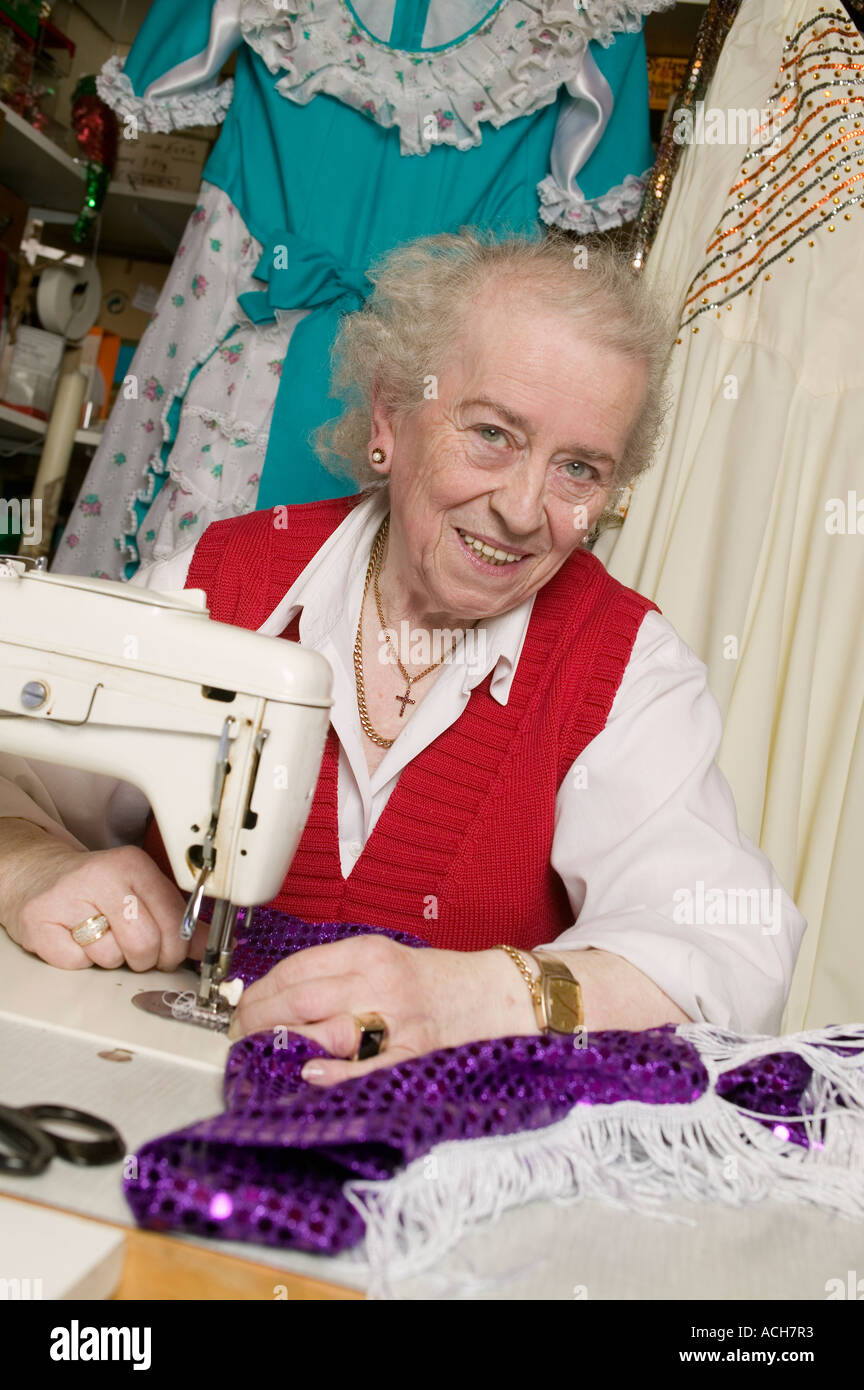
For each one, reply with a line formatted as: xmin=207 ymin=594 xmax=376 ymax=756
xmin=352 ymin=1013 xmax=388 ymax=1061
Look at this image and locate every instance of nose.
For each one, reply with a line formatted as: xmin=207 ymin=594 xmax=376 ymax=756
xmin=488 ymin=452 xmax=547 ymax=539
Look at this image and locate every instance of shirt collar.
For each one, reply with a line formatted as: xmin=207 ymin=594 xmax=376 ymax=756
xmin=256 ymin=490 xmax=535 ymax=706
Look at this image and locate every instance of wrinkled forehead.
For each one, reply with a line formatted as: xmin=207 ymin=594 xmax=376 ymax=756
xmin=442 ymin=278 xmax=635 ymax=397
xmin=432 ymin=278 xmax=648 ymax=463
xmin=447 ymin=272 xmax=599 ymax=355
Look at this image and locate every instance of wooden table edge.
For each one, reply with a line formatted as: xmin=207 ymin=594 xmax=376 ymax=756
xmin=2 ymin=1191 xmax=365 ymax=1301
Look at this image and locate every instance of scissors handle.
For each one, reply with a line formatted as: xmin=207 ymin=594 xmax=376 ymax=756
xmin=0 ymin=1104 xmax=56 ymax=1175
xmin=16 ymin=1105 xmax=125 ymax=1167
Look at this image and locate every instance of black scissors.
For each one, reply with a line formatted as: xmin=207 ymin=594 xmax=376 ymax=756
xmin=0 ymin=1103 xmax=125 ymax=1175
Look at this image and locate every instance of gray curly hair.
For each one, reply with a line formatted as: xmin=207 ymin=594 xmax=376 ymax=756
xmin=315 ymin=228 xmax=674 ymax=535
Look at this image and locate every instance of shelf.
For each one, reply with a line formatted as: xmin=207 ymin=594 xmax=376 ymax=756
xmin=0 ymin=104 xmax=82 ymax=207
xmin=0 ymin=401 xmax=104 ymax=448
xmin=97 ymin=181 xmax=197 ymax=259
xmin=0 ymin=104 xmax=196 ymax=259
xmin=74 ymin=0 xmax=151 ymax=45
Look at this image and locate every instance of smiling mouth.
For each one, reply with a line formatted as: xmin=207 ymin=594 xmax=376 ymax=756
xmin=456 ymin=528 xmax=529 ymax=567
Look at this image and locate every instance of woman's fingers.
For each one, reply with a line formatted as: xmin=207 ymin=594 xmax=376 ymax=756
xmin=16 ymin=844 xmax=188 ymax=972
xmin=233 ymin=974 xmax=362 ymax=1038
xmin=231 ymin=1017 xmax=413 ymax=1086
xmin=231 ymin=938 xmax=438 ymax=1085
xmin=80 ymin=926 xmax=126 ymax=970
xmin=254 ymin=1013 xmax=363 ymax=1059
xmin=97 ymin=907 xmax=163 ymax=972
xmin=297 ymin=1036 xmax=416 ymax=1087
xmin=112 ymin=854 xmax=188 ymax=971
xmin=241 ymin=935 xmax=399 ymax=1004
xmin=138 ymin=866 xmax=188 ymax=971
xmin=19 ymin=882 xmax=110 ymax=968
xmin=18 ymin=916 xmax=91 ymax=969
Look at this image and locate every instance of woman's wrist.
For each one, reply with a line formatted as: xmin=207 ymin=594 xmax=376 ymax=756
xmin=0 ymin=819 xmax=85 ymax=936
xmin=478 ymin=947 xmax=540 ymax=1038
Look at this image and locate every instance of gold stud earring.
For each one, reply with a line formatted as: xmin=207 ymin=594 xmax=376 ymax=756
xmin=371 ymin=448 xmax=386 ymax=464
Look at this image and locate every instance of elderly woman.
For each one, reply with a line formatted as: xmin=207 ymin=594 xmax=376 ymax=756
xmin=0 ymin=231 xmax=804 ymax=1083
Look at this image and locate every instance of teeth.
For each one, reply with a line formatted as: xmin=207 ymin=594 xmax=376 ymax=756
xmin=458 ymin=530 xmax=522 ymax=564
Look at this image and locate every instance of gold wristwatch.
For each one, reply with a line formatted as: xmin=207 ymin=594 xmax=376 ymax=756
xmin=495 ymin=945 xmax=585 ymax=1035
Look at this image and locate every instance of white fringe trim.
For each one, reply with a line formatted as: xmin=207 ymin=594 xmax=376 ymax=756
xmin=97 ymin=55 xmax=234 ymax=133
xmin=344 ymin=1023 xmax=864 ymax=1298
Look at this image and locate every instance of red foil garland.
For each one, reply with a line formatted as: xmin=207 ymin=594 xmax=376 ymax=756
xmin=71 ymin=75 xmax=118 ymax=245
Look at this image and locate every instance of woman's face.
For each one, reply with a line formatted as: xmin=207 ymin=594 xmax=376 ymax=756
xmin=371 ymin=280 xmax=650 ymax=625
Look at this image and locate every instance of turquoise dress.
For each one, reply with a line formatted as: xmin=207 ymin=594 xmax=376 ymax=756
xmin=61 ymin=0 xmax=657 ymax=574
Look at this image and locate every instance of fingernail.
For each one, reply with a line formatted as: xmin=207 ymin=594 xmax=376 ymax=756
xmin=227 ymin=1014 xmax=243 ymax=1042
xmin=301 ymin=1063 xmax=325 ymax=1082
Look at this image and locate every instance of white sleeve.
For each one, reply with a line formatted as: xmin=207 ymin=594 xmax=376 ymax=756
xmin=542 ymin=611 xmax=806 ymax=1034
xmin=0 ymin=545 xmax=196 ymax=849
xmin=133 ymin=542 xmax=197 ymax=592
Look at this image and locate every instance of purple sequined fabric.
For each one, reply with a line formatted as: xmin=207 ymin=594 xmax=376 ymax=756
xmin=124 ymin=910 xmax=818 ymax=1254
xmin=716 ymin=1054 xmax=816 ymax=1148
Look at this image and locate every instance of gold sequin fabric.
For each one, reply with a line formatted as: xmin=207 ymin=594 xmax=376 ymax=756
xmin=630 ymin=0 xmax=744 ymax=271
xmin=678 ymin=5 xmax=864 ymax=334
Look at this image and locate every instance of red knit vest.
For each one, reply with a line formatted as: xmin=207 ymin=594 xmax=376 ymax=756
xmin=143 ymin=496 xmax=659 ymax=953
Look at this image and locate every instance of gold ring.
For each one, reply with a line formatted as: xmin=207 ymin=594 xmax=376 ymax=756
xmin=352 ymin=1012 xmax=388 ymax=1062
xmin=71 ymin=913 xmax=111 ymax=947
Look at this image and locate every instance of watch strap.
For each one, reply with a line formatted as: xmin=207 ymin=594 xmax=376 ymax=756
xmin=495 ymin=945 xmax=584 ymax=1035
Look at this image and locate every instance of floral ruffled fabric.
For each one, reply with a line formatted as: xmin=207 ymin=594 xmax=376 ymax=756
xmin=96 ymin=53 xmax=234 ymax=134
xmin=239 ymin=0 xmax=669 ymax=154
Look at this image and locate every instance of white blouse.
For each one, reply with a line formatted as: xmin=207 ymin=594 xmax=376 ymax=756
xmin=0 ymin=492 xmax=805 ymax=1032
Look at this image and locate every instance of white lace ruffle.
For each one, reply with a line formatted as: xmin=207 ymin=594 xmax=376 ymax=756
xmin=184 ymin=404 xmax=270 ymax=451
xmin=96 ymin=55 xmax=235 ymax=133
xmin=238 ymin=0 xmax=672 ymax=156
xmin=537 ymin=167 xmax=648 ymax=231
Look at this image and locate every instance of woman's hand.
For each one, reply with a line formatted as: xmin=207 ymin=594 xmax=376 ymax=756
xmin=229 ymin=934 xmax=539 ymax=1085
xmin=0 ymin=818 xmax=190 ymax=971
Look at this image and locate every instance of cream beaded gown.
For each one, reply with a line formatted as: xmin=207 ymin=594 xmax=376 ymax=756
xmin=595 ymin=0 xmax=864 ymax=1028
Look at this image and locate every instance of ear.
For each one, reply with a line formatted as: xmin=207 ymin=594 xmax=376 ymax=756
xmin=368 ymin=382 xmax=395 ymax=479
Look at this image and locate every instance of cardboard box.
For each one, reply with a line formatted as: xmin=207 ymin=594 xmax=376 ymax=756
xmin=647 ymin=56 xmax=689 ymax=111
xmin=0 ymin=323 xmax=65 ymax=417
xmin=96 ymin=254 xmax=169 ymax=343
xmin=113 ymin=131 xmax=211 ymax=195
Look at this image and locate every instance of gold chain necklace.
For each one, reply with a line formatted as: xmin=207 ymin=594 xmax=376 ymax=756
xmin=353 ymin=515 xmax=457 ymax=749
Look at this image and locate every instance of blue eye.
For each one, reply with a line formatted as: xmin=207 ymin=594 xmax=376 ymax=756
xmin=564 ymin=460 xmax=597 ymax=482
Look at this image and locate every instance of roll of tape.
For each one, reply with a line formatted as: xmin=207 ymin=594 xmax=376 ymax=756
xmin=37 ymin=261 xmax=102 ymax=342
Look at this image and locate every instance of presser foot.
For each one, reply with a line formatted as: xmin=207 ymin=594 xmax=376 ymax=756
xmin=131 ymin=988 xmax=234 ymax=1033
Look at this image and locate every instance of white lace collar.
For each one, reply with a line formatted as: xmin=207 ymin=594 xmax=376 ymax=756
xmin=239 ymin=0 xmax=671 ymax=155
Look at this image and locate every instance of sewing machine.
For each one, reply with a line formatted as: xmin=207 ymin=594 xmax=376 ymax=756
xmin=0 ymin=555 xmax=333 ymax=1031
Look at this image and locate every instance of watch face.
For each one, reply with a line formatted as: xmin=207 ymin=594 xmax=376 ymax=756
xmin=546 ymin=978 xmax=584 ymax=1034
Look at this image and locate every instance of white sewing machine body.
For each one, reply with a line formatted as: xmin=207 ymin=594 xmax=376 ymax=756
xmin=0 ymin=557 xmax=333 ymax=1021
